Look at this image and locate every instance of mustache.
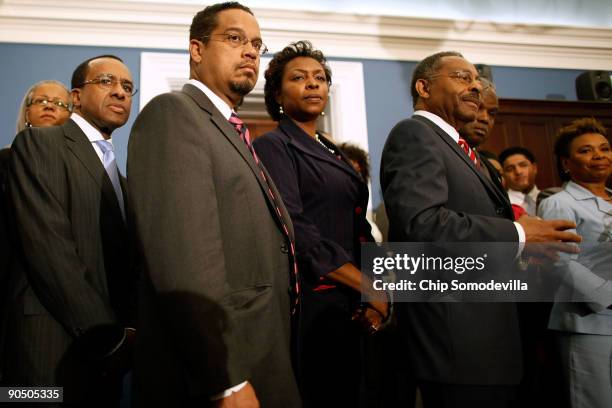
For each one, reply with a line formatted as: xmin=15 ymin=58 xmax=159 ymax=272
xmin=462 ymin=91 xmax=481 ymax=105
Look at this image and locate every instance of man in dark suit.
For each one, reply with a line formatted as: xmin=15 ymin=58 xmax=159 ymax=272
xmin=127 ymin=3 xmax=301 ymax=407
xmin=380 ymin=51 xmax=581 ymax=408
xmin=459 ymin=79 xmax=503 ymax=184
xmin=2 ymin=55 xmax=136 ymax=404
xmin=0 ymin=146 xmax=11 ymax=384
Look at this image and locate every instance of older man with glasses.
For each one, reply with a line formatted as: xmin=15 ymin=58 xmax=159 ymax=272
xmin=2 ymin=54 xmax=137 ymax=406
xmin=381 ymin=51 xmax=581 ymax=408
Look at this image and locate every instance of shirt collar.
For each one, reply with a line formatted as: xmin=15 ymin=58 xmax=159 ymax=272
xmin=566 ymin=180 xmax=612 ymax=201
xmin=413 ymin=110 xmax=460 ymax=143
xmin=187 ymin=79 xmax=233 ymax=120
xmin=527 ymin=186 xmax=540 ymax=202
xmin=508 ymin=186 xmax=540 ymax=201
xmin=70 ymin=113 xmax=113 ymax=145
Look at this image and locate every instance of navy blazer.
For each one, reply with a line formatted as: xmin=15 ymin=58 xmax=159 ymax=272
xmin=253 ymin=116 xmax=373 ymax=289
xmin=381 ymin=115 xmax=522 ymax=386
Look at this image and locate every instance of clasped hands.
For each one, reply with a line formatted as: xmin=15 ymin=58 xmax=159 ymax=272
xmin=352 ymin=296 xmax=391 ymax=335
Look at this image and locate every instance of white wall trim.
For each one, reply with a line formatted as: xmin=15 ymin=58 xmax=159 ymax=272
xmin=1 ymin=0 xmax=611 ymax=70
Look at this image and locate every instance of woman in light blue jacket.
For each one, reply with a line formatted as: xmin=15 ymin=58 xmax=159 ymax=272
xmin=538 ymin=117 xmax=612 ymax=408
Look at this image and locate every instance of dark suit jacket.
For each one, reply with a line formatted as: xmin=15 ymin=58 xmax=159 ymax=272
xmin=253 ymin=117 xmax=372 ymax=289
xmin=380 ymin=114 xmax=522 ymax=385
xmin=2 ymin=120 xmax=135 ymax=398
xmin=0 ymin=147 xmax=11 ymax=383
xmin=478 ymin=151 xmax=506 ymax=193
xmin=127 ymin=84 xmax=301 ymax=407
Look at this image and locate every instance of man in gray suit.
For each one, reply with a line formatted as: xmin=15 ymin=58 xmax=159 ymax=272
xmin=127 ymin=3 xmax=301 ymax=407
xmin=381 ymin=51 xmax=581 ymax=408
xmin=3 ymin=55 xmax=137 ymax=404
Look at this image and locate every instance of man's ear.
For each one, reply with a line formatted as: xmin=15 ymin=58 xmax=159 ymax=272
xmin=71 ymin=89 xmax=81 ymax=110
xmin=189 ymin=39 xmax=204 ymax=64
xmin=415 ymin=78 xmax=430 ymax=99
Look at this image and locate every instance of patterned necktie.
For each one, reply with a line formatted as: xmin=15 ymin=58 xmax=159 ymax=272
xmin=457 ymin=137 xmax=479 ymax=168
xmin=228 ymin=113 xmax=300 ymax=314
xmin=94 ymin=140 xmax=125 ymax=220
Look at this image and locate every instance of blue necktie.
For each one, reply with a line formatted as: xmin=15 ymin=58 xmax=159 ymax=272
xmin=95 ymin=140 xmax=125 ymax=220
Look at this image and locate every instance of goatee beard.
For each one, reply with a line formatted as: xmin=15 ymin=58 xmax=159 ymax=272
xmin=230 ymin=79 xmax=255 ymax=96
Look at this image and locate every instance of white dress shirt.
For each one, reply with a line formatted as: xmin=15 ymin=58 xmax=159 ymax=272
xmin=508 ymin=186 xmax=540 ymax=216
xmin=70 ymin=112 xmax=116 ymax=162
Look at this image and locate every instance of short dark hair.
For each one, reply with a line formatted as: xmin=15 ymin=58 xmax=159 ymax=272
xmin=339 ymin=142 xmax=370 ymax=182
xmin=189 ymin=2 xmax=253 ymax=42
xmin=264 ymin=41 xmax=332 ymax=121
xmin=410 ymin=51 xmax=463 ymax=108
xmin=554 ymin=117 xmax=608 ymax=181
xmin=71 ymin=55 xmax=124 ymax=89
xmin=499 ymin=146 xmax=536 ymax=167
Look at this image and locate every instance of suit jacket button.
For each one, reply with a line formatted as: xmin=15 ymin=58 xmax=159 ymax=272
xmin=496 ymin=207 xmax=504 ymax=215
xmin=280 ymin=243 xmax=289 ymax=254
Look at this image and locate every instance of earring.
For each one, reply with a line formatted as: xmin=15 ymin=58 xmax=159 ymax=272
xmin=25 ymin=121 xmax=32 ymax=128
xmin=320 ymin=111 xmax=325 ymax=117
xmin=279 ymin=105 xmax=284 ymax=115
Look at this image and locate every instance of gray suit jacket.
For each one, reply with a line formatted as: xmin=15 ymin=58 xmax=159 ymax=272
xmin=127 ymin=84 xmax=301 ymax=407
xmin=381 ymin=115 xmax=523 ymax=385
xmin=2 ymin=120 xmax=135 ymax=399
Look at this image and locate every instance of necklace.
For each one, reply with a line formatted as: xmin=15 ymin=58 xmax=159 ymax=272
xmin=314 ymin=133 xmax=336 ymax=155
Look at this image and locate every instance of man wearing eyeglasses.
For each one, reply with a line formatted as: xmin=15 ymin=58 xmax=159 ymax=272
xmin=4 ymin=55 xmax=137 ymax=406
xmin=128 ymin=2 xmax=300 ymax=408
xmin=380 ymin=51 xmax=581 ymax=408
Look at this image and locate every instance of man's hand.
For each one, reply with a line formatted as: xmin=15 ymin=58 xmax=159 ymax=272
xmin=214 ymin=382 xmax=259 ymax=408
xmin=517 ymin=216 xmax=581 ymax=243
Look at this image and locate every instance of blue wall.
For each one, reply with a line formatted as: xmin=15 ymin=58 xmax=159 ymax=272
xmin=0 ymin=42 xmax=586 ymax=206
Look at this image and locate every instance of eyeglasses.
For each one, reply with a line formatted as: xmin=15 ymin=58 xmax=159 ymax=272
xmin=201 ymin=32 xmax=268 ymax=56
xmin=428 ymin=70 xmax=480 ymax=87
xmin=27 ymin=97 xmax=72 ymax=112
xmin=77 ymin=73 xmax=138 ymax=96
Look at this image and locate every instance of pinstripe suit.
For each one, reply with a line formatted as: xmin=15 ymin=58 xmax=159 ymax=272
xmin=1 ymin=119 xmax=135 ymax=402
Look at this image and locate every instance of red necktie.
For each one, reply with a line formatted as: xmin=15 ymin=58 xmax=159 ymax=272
xmin=457 ymin=137 xmax=479 ymax=168
xmin=228 ymin=113 xmax=300 ymax=314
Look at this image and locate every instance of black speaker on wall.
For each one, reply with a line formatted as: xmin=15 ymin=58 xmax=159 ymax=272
xmin=575 ymin=70 xmax=611 ymax=101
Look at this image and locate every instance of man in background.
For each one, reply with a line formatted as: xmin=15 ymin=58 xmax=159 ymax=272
xmin=500 ymin=146 xmax=540 ymax=215
xmin=3 ymin=55 xmax=136 ymax=405
xmin=459 ymin=79 xmax=504 ymax=189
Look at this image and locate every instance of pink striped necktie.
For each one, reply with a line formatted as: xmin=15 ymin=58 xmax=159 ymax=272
xmin=457 ymin=137 xmax=479 ymax=168
xmin=228 ymin=113 xmax=300 ymax=314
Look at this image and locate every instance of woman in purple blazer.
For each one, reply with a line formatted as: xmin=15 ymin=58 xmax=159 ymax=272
xmin=253 ymin=41 xmax=388 ymax=407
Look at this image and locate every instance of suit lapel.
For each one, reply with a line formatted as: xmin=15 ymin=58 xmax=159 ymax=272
xmin=479 ymin=153 xmax=511 ymax=205
xmin=64 ymin=120 xmax=125 ymax=223
xmin=181 ymin=84 xmax=291 ymax=230
xmin=414 ymin=115 xmax=513 ymax=214
xmin=278 ymin=117 xmax=361 ymax=182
